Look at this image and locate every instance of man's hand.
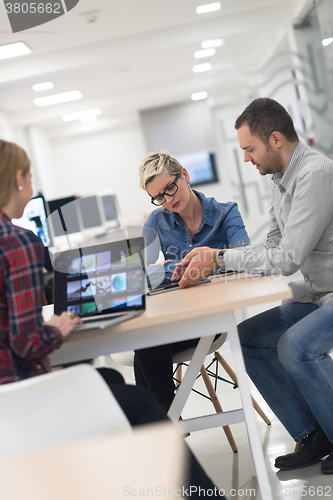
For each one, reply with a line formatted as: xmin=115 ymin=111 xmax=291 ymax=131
xmin=149 ymin=259 xmax=172 ymax=267
xmin=172 ymin=247 xmax=220 ymax=288
xmin=46 ymin=311 xmax=82 ymax=339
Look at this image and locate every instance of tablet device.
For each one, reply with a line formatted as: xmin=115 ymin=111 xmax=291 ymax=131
xmin=148 ymin=277 xmax=211 ymax=296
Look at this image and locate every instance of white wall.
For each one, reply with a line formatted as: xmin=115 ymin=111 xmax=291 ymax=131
xmin=49 ymin=121 xmax=151 ymax=226
xmin=0 ymin=111 xmax=16 ymax=142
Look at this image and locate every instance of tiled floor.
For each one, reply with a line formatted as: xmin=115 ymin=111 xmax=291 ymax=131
xmin=106 ymin=337 xmax=333 ymax=500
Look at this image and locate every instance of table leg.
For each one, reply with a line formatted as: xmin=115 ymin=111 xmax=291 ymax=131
xmin=168 ymin=335 xmax=215 ymax=421
xmin=228 ymin=313 xmax=272 ymax=500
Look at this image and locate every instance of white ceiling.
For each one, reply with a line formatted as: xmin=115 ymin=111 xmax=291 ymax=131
xmin=0 ymin=0 xmax=310 ymax=138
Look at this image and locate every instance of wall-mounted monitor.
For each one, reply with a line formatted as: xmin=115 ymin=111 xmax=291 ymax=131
xmin=177 ymin=151 xmax=218 ymax=187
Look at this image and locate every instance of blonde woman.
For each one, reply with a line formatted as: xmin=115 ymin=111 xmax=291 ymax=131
xmin=137 ymin=151 xmax=249 ymax=410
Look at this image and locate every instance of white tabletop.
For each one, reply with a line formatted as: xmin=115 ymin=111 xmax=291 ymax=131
xmin=48 ymin=273 xmax=292 ymax=366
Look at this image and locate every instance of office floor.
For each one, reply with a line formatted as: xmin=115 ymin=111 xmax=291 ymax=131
xmin=106 ymin=338 xmax=332 ymax=500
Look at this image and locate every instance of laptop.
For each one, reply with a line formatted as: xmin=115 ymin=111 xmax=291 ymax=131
xmin=53 ymin=236 xmax=146 ymax=330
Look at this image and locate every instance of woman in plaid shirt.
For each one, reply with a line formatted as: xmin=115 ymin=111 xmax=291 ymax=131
xmin=0 ymin=139 xmax=223 ymax=498
xmin=0 ymin=140 xmax=81 ymax=384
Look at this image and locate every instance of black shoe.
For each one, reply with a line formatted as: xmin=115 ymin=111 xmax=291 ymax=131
xmin=321 ymin=448 xmax=333 ymax=474
xmin=275 ymin=425 xmax=331 ymax=470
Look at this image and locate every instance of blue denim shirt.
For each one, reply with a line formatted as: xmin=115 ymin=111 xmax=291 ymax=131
xmin=143 ymin=190 xmax=250 ymax=285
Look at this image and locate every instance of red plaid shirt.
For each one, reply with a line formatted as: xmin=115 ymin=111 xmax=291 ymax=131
xmin=0 ymin=209 xmax=62 ymax=384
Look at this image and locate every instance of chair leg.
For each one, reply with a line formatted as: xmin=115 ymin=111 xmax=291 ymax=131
xmin=175 ymin=364 xmax=182 ymax=392
xmin=200 ymin=366 xmax=238 ymax=453
xmin=214 ymin=351 xmax=271 ymax=425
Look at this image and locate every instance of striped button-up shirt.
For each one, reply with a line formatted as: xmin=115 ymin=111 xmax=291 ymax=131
xmin=0 ymin=209 xmax=62 ymax=384
xmin=224 ymin=140 xmax=333 ymax=305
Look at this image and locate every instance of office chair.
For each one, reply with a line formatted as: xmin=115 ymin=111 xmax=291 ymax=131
xmin=0 ymin=364 xmax=131 ymax=458
xmin=111 ymin=333 xmax=271 ymax=453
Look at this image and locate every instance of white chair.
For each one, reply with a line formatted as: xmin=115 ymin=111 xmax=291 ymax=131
xmin=111 ymin=333 xmax=271 ymax=453
xmin=0 ymin=364 xmax=131 ymax=458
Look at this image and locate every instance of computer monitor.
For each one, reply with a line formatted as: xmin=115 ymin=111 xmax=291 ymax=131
xmin=100 ymin=193 xmax=122 ymax=230
xmin=47 ymin=196 xmax=81 ymax=236
xmin=47 ymin=196 xmax=84 ymax=250
xmin=177 ymin=151 xmax=218 ymax=187
xmin=12 ymin=195 xmax=53 ymax=271
xmin=78 ymin=195 xmax=105 ymax=237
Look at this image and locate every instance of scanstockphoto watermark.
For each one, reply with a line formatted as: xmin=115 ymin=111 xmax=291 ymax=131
xmin=4 ymin=0 xmax=80 ymax=33
xmin=123 ymin=486 xmax=256 ymax=497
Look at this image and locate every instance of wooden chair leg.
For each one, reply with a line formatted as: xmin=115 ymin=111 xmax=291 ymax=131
xmin=294 ymin=439 xmax=303 ymax=452
xmin=175 ymin=364 xmax=182 ymax=392
xmin=214 ymin=351 xmax=271 ymax=425
xmin=200 ymin=366 xmax=238 ymax=453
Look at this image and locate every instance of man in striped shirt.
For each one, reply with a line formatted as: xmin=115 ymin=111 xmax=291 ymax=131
xmin=172 ymin=98 xmax=333 ymax=473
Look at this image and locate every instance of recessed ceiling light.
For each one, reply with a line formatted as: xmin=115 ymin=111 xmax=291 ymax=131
xmin=32 ymin=82 xmax=54 ymax=92
xmin=193 ymin=63 xmax=212 ymax=73
xmin=191 ymin=91 xmax=208 ymax=101
xmin=196 ymin=3 xmax=221 ymax=14
xmin=194 ymin=48 xmax=216 ymax=59
xmin=201 ymin=39 xmax=225 ymax=49
xmin=34 ymin=90 xmax=83 ymax=107
xmin=322 ymin=37 xmax=333 ymax=47
xmin=0 ymin=42 xmax=30 ymax=60
xmin=62 ymin=108 xmax=102 ymax=122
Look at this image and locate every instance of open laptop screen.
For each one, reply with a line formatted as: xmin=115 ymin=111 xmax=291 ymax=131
xmin=53 ymin=237 xmax=146 ymax=318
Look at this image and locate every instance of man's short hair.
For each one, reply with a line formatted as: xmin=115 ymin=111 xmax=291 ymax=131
xmin=235 ymin=98 xmax=298 ymax=144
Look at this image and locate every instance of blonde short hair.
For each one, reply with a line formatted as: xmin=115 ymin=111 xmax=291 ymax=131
xmin=139 ymin=151 xmax=183 ymax=189
xmin=0 ymin=140 xmax=31 ymax=208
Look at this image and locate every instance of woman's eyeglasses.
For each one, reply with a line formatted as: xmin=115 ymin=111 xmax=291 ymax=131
xmin=150 ymin=173 xmax=181 ymax=206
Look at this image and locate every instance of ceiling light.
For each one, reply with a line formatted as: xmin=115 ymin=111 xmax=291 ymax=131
xmin=0 ymin=42 xmax=30 ymax=60
xmin=81 ymin=115 xmax=97 ymax=123
xmin=322 ymin=37 xmax=333 ymax=47
xmin=32 ymin=82 xmax=54 ymax=92
xmin=196 ymin=3 xmax=221 ymax=14
xmin=194 ymin=48 xmax=216 ymax=59
xmin=201 ymin=39 xmax=225 ymax=49
xmin=34 ymin=90 xmax=83 ymax=107
xmin=62 ymin=108 xmax=102 ymax=122
xmin=191 ymin=91 xmax=208 ymax=101
xmin=193 ymin=63 xmax=212 ymax=73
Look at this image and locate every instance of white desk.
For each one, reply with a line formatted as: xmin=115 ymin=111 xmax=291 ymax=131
xmin=47 ymin=273 xmax=292 ymax=500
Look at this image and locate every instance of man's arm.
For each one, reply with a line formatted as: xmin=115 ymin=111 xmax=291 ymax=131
xmin=174 ymin=169 xmax=333 ymax=287
xmin=266 ymin=204 xmax=282 ymax=248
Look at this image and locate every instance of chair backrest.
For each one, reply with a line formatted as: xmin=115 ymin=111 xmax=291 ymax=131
xmin=0 ymin=364 xmax=131 ymax=458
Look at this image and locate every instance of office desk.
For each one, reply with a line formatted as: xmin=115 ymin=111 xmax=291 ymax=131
xmin=47 ymin=273 xmax=292 ymax=500
xmin=0 ymin=422 xmax=185 ymax=500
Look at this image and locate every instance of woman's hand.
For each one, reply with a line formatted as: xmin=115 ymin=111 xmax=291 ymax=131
xmin=35 ymin=356 xmax=52 ymax=373
xmin=46 ymin=311 xmax=82 ymax=339
xmin=149 ymin=259 xmax=172 ymax=268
